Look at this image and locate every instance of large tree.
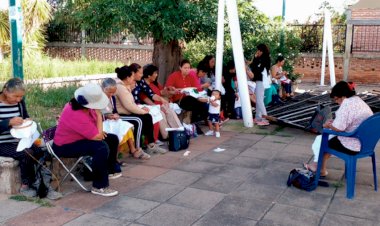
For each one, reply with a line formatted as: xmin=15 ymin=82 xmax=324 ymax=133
xmin=55 ymin=0 xmax=218 ymax=83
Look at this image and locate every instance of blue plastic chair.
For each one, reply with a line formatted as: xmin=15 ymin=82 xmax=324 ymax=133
xmin=315 ymin=113 xmax=380 ymax=199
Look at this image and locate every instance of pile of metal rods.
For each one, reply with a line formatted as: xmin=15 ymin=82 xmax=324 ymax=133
xmin=260 ymin=91 xmax=380 ymax=132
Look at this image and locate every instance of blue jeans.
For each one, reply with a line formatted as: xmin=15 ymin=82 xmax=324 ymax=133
xmin=53 ymin=134 xmax=119 ymax=189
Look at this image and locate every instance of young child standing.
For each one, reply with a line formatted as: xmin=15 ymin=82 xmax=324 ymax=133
xmin=205 ymin=90 xmax=222 ymax=138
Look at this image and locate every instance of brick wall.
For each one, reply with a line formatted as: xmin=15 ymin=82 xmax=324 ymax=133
xmin=45 ymin=45 xmax=153 ymax=66
xmin=351 ymin=9 xmax=380 ymax=20
xmin=294 ymin=54 xmax=380 ymax=84
xmin=45 ymin=46 xmax=380 ymax=85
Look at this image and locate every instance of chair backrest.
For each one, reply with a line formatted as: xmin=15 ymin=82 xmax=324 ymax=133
xmin=42 ymin=126 xmax=57 ymax=143
xmin=354 ymin=113 xmax=380 ymax=154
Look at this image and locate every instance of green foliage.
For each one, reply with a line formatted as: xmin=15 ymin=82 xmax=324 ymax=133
xmin=0 ymin=0 xmax=52 ymax=59
xmin=26 ymin=84 xmax=78 ymax=128
xmin=0 ymin=56 xmax=121 ymax=81
xmin=52 ymin=0 xmax=217 ymax=44
xmin=184 ymin=2 xmax=302 ymax=74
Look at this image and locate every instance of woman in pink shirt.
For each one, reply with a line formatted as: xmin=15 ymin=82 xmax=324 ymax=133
xmin=53 ymin=83 xmax=120 ymax=197
xmin=304 ymin=81 xmax=373 ymax=176
xmin=165 ymin=59 xmax=209 ymax=123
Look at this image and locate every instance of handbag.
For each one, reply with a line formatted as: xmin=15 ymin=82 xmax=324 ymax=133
xmin=262 ymin=68 xmax=271 ymax=89
xmin=168 ymin=130 xmax=190 ymax=152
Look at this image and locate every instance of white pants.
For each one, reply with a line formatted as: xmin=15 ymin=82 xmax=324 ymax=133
xmin=312 ymin=134 xmax=335 ymax=162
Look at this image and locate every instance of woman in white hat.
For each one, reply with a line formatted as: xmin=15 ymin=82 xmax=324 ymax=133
xmin=53 ymin=83 xmax=120 ymax=197
xmin=0 ymin=78 xmax=62 ymax=199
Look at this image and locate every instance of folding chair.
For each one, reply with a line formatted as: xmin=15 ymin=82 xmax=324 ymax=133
xmin=40 ymin=124 xmax=92 ymax=192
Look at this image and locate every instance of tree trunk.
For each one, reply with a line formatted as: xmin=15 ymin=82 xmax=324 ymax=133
xmin=152 ymin=39 xmax=182 ymax=85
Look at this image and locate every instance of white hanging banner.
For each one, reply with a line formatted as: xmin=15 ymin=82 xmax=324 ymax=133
xmin=214 ymin=0 xmax=225 ymax=93
xmin=225 ymin=0 xmax=253 ymax=127
xmin=320 ymin=9 xmax=336 ymax=87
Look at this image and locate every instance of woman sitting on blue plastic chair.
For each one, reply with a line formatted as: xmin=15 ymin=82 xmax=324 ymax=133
xmin=303 ymin=81 xmax=373 ymax=177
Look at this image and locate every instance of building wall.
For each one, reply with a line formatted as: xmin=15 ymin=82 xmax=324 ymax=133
xmin=294 ymin=54 xmax=380 ymax=84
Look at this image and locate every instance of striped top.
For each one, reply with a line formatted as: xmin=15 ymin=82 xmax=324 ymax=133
xmin=0 ymin=98 xmax=28 ymax=144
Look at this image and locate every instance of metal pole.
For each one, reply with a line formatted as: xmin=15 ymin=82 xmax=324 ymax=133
xmin=225 ymin=0 xmax=253 ymax=127
xmin=9 ymin=0 xmax=23 ymax=79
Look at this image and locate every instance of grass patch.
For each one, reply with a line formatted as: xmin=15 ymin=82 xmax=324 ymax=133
xmin=0 ymin=56 xmax=122 ymax=81
xmin=332 ymin=181 xmax=344 ymax=188
xmin=10 ymin=195 xmax=54 ymax=207
xmin=26 ymin=84 xmax=79 ymax=129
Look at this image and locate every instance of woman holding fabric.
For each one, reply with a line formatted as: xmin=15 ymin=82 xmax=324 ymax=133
xmin=114 ymin=65 xmax=167 ymax=154
xmin=53 ymin=83 xmax=120 ymax=197
xmin=101 ymin=78 xmax=150 ymax=160
xmin=303 ymin=81 xmax=373 ymax=176
xmin=0 ymin=78 xmax=62 ymax=199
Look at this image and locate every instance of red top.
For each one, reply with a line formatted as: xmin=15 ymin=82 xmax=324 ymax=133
xmin=54 ymin=103 xmax=98 ymax=146
xmin=148 ymin=82 xmax=164 ymax=105
xmin=165 ymin=70 xmax=202 ymax=102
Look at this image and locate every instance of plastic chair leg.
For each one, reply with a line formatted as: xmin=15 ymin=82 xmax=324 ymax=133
xmin=372 ymin=154 xmax=377 ymax=191
xmin=346 ymin=157 xmax=357 ymax=199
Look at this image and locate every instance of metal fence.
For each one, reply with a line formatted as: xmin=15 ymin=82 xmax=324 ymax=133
xmin=352 ymin=25 xmax=380 ymax=53
xmin=288 ymin=24 xmax=346 ymax=53
xmin=46 ymin=24 xmax=153 ymax=45
xmin=47 ymin=23 xmax=380 ymax=54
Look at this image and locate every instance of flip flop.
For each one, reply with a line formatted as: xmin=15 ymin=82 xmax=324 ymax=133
xmin=303 ymin=163 xmax=328 ymax=177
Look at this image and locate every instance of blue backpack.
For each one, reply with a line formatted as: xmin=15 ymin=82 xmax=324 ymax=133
xmin=287 ymin=168 xmax=329 ymax=191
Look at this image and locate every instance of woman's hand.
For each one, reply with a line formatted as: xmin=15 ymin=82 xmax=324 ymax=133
xmin=142 ymin=107 xmax=150 ymax=113
xmin=323 ymin=119 xmax=334 ymax=129
xmin=9 ymin=117 xmax=24 ymax=127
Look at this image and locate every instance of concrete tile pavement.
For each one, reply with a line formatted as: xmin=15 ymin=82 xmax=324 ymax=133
xmin=1 ymin=120 xmax=380 ymax=226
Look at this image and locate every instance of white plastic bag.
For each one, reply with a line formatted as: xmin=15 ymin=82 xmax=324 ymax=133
xmin=262 ymin=68 xmax=271 ymax=89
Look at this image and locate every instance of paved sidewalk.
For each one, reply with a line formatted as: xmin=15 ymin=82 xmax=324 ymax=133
xmin=1 ymin=119 xmax=379 ymax=226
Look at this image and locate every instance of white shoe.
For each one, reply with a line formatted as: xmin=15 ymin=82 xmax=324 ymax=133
xmin=155 ymin=140 xmax=165 ymax=146
xmin=91 ymin=187 xmax=118 ymax=197
xmin=215 ymin=132 xmax=220 ymax=138
xmin=205 ymin=130 xmax=214 ymax=136
xmin=109 ymin=172 xmax=122 ymax=179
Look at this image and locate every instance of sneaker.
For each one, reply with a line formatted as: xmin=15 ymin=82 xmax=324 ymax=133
xmin=155 ymin=140 xmax=165 ymax=146
xmin=91 ymin=187 xmax=118 ymax=197
xmin=215 ymin=132 xmax=221 ymax=138
xmin=108 ymin=172 xmax=122 ymax=179
xmin=205 ymin=130 xmax=214 ymax=136
xmin=147 ymin=144 xmax=168 ymax=154
xmin=46 ymin=188 xmax=63 ymax=200
xmin=20 ymin=186 xmax=36 ymax=198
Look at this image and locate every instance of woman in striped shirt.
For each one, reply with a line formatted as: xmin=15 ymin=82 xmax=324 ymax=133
xmin=0 ymin=78 xmax=41 ymax=197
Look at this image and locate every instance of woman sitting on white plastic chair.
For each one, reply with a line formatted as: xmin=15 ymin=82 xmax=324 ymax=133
xmin=303 ymin=81 xmax=373 ymax=177
xmin=0 ymin=78 xmax=62 ymax=199
xmin=53 ymin=83 xmax=120 ymax=197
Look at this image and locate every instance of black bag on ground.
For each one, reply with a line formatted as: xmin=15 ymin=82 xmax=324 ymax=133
xmin=33 ymin=163 xmax=52 ymax=198
xmin=306 ymin=105 xmax=332 ymax=134
xmin=168 ymin=130 xmax=190 ymax=152
xmin=287 ymin=168 xmax=329 ymax=192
